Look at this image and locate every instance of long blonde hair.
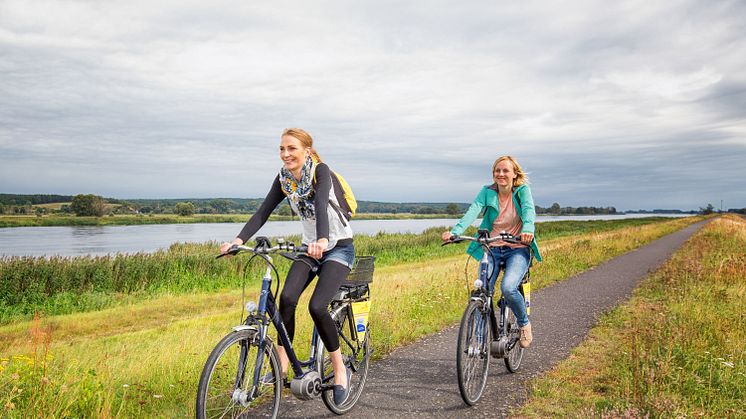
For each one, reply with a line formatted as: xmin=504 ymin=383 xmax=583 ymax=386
xmin=492 ymin=155 xmax=528 ymax=187
xmin=282 ymin=128 xmax=321 ymax=162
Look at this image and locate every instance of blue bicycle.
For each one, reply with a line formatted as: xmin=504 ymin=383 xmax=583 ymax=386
xmin=444 ymin=230 xmax=532 ymax=405
xmin=195 ymin=237 xmax=374 ymax=418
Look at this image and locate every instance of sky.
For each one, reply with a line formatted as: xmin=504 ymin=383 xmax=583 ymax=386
xmin=1 ymin=1 xmax=745 ymax=211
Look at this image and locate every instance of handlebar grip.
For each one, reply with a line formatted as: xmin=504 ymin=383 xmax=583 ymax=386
xmin=216 ymin=244 xmax=240 ymax=259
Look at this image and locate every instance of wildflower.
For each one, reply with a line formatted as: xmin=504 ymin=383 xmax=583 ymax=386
xmin=153 ymin=394 xmax=163 ymax=399
xmin=41 ymin=376 xmax=50 ymax=385
xmin=122 ymin=384 xmax=130 ymax=388
xmin=4 ymin=401 xmax=15 ymax=410
xmin=721 ymin=362 xmax=734 ymax=368
xmin=11 ymin=373 xmax=20 ymax=381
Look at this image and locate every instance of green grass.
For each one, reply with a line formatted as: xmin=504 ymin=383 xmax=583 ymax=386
xmin=517 ymin=215 xmax=745 ymax=417
xmin=0 ymin=216 xmax=706 ymax=417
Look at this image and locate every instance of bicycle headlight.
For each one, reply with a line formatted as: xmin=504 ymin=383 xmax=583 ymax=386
xmin=245 ymin=301 xmax=258 ymax=314
xmin=474 ymin=279 xmax=483 ymax=288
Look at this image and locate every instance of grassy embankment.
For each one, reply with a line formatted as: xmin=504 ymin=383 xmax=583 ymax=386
xmin=0 ymin=213 xmax=460 ymax=228
xmin=0 ymin=217 xmax=704 ymax=417
xmin=0 ymin=217 xmax=691 ymax=325
xmin=517 ymin=215 xmax=745 ymax=417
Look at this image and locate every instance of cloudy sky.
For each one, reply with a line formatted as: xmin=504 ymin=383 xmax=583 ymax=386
xmin=1 ymin=0 xmax=744 ymax=210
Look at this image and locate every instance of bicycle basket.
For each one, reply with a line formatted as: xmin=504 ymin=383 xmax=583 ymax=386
xmin=346 ymin=255 xmax=375 ymax=285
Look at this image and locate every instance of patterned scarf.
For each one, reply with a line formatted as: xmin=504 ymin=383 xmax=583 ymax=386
xmin=279 ymin=156 xmax=316 ymax=219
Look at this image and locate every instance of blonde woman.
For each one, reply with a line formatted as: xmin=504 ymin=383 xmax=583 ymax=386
xmin=442 ymin=156 xmax=542 ymax=348
xmin=220 ymin=128 xmax=354 ymax=404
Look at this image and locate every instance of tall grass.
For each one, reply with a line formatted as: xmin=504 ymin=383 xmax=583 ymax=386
xmin=517 ymin=215 xmax=745 ymax=417
xmin=0 ymin=217 xmax=696 ymax=324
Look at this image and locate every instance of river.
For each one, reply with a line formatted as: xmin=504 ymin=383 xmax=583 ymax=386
xmin=0 ymin=214 xmax=693 ymax=257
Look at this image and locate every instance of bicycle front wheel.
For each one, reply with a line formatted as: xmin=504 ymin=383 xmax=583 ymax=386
xmin=196 ymin=329 xmax=281 ymax=419
xmin=457 ymin=299 xmax=491 ymax=405
xmin=319 ymin=304 xmax=371 ymax=415
xmin=504 ymin=306 xmax=524 ymax=372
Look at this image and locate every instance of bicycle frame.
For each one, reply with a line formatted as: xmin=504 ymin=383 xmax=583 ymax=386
xmin=245 ymin=258 xmax=325 ymax=396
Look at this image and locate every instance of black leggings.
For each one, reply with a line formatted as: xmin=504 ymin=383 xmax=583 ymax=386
xmin=278 ymin=259 xmax=350 ymax=352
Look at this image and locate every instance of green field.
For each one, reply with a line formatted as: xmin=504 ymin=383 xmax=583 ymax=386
xmin=0 ymin=216 xmax=705 ymax=417
xmin=517 ymin=215 xmax=745 ymax=417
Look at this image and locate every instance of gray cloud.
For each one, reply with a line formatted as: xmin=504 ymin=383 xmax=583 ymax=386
xmin=1 ymin=0 xmax=745 ymax=210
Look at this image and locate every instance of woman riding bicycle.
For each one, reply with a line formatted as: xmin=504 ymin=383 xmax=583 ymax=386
xmin=442 ymin=155 xmax=542 ymax=348
xmin=220 ymin=128 xmax=354 ymax=404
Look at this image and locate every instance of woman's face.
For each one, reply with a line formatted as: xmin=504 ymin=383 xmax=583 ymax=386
xmin=493 ymin=159 xmax=517 ymax=188
xmin=279 ymin=135 xmax=309 ymax=173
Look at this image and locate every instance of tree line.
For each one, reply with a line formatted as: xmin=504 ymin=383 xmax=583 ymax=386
xmin=1 ymin=194 xmax=724 ymax=217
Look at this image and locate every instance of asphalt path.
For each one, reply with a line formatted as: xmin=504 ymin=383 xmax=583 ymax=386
xmin=276 ymin=220 xmax=709 ymax=418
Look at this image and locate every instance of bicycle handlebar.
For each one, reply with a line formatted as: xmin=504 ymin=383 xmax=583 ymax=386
xmin=216 ymin=238 xmax=310 ymax=259
xmin=443 ymin=231 xmax=524 ymax=246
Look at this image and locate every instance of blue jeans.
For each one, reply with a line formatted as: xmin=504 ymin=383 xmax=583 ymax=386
xmin=488 ymin=246 xmax=530 ymax=327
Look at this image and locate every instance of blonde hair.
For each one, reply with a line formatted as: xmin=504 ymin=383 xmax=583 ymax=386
xmin=492 ymin=155 xmax=528 ymax=187
xmin=282 ymin=128 xmax=321 ymax=162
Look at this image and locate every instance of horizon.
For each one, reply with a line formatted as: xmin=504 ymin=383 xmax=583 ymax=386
xmin=0 ymin=192 xmax=709 ymax=213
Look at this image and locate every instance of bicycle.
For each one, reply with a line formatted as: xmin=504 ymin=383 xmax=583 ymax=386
xmin=443 ymin=230 xmax=533 ymax=405
xmin=195 ymin=237 xmax=374 ymax=418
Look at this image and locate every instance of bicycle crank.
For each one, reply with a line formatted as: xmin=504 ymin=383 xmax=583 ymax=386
xmin=290 ymin=371 xmax=321 ymax=400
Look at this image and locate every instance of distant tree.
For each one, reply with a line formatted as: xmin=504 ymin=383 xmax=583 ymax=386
xmin=210 ymin=199 xmax=232 ymax=213
xmin=416 ymin=206 xmax=437 ymax=214
xmin=550 ymin=202 xmax=561 ymax=214
xmin=0 ymin=203 xmax=5 ymax=214
xmin=35 ymin=207 xmax=46 ymax=217
xmin=445 ymin=203 xmax=460 ymax=215
xmin=700 ymin=203 xmax=715 ymax=215
xmin=175 ymin=202 xmax=196 ymax=216
xmin=71 ymin=194 xmax=107 ymax=216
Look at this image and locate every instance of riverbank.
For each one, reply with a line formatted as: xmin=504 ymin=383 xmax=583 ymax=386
xmin=0 ymin=213 xmax=460 ymax=228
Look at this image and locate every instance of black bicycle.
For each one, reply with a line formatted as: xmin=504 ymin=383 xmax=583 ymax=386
xmin=443 ymin=230 xmax=532 ymax=405
xmin=195 ymin=237 xmax=374 ymax=418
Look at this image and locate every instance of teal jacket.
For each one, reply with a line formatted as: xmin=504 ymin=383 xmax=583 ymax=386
xmin=450 ymin=183 xmax=542 ymax=262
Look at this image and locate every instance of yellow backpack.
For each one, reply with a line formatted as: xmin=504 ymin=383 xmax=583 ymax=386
xmin=329 ymin=170 xmax=357 ymax=220
xmin=310 ymin=165 xmax=357 ymax=223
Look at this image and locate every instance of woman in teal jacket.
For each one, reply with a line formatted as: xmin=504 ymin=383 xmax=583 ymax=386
xmin=442 ymin=155 xmax=541 ymax=348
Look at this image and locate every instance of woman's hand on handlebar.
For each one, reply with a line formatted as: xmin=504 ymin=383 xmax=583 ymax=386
xmin=520 ymin=232 xmax=534 ymax=244
xmin=220 ymin=239 xmax=243 ymax=255
xmin=307 ymin=238 xmax=329 ymax=259
xmin=442 ymin=231 xmax=454 ymax=242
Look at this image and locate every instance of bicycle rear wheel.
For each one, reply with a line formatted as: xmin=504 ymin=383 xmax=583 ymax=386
xmin=457 ymin=299 xmax=491 ymax=405
xmin=319 ymin=304 xmax=371 ymax=415
xmin=503 ymin=307 xmax=524 ymax=372
xmin=196 ymin=329 xmax=281 ymax=418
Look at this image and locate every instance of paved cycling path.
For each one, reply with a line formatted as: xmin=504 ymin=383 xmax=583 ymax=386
xmin=277 ymin=220 xmax=709 ymax=418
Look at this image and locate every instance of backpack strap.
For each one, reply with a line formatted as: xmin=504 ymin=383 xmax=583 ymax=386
xmin=312 ymin=164 xmax=349 ymax=227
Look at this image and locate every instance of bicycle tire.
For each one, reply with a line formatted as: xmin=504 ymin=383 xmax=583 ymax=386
xmin=457 ymin=299 xmax=491 ymax=405
xmin=319 ymin=304 xmax=371 ymax=415
xmin=196 ymin=329 xmax=281 ymax=419
xmin=503 ymin=306 xmax=524 ymax=372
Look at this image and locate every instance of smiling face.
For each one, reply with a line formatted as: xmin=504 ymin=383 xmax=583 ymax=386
xmin=493 ymin=159 xmax=517 ymax=188
xmin=279 ymin=135 xmax=309 ymax=174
